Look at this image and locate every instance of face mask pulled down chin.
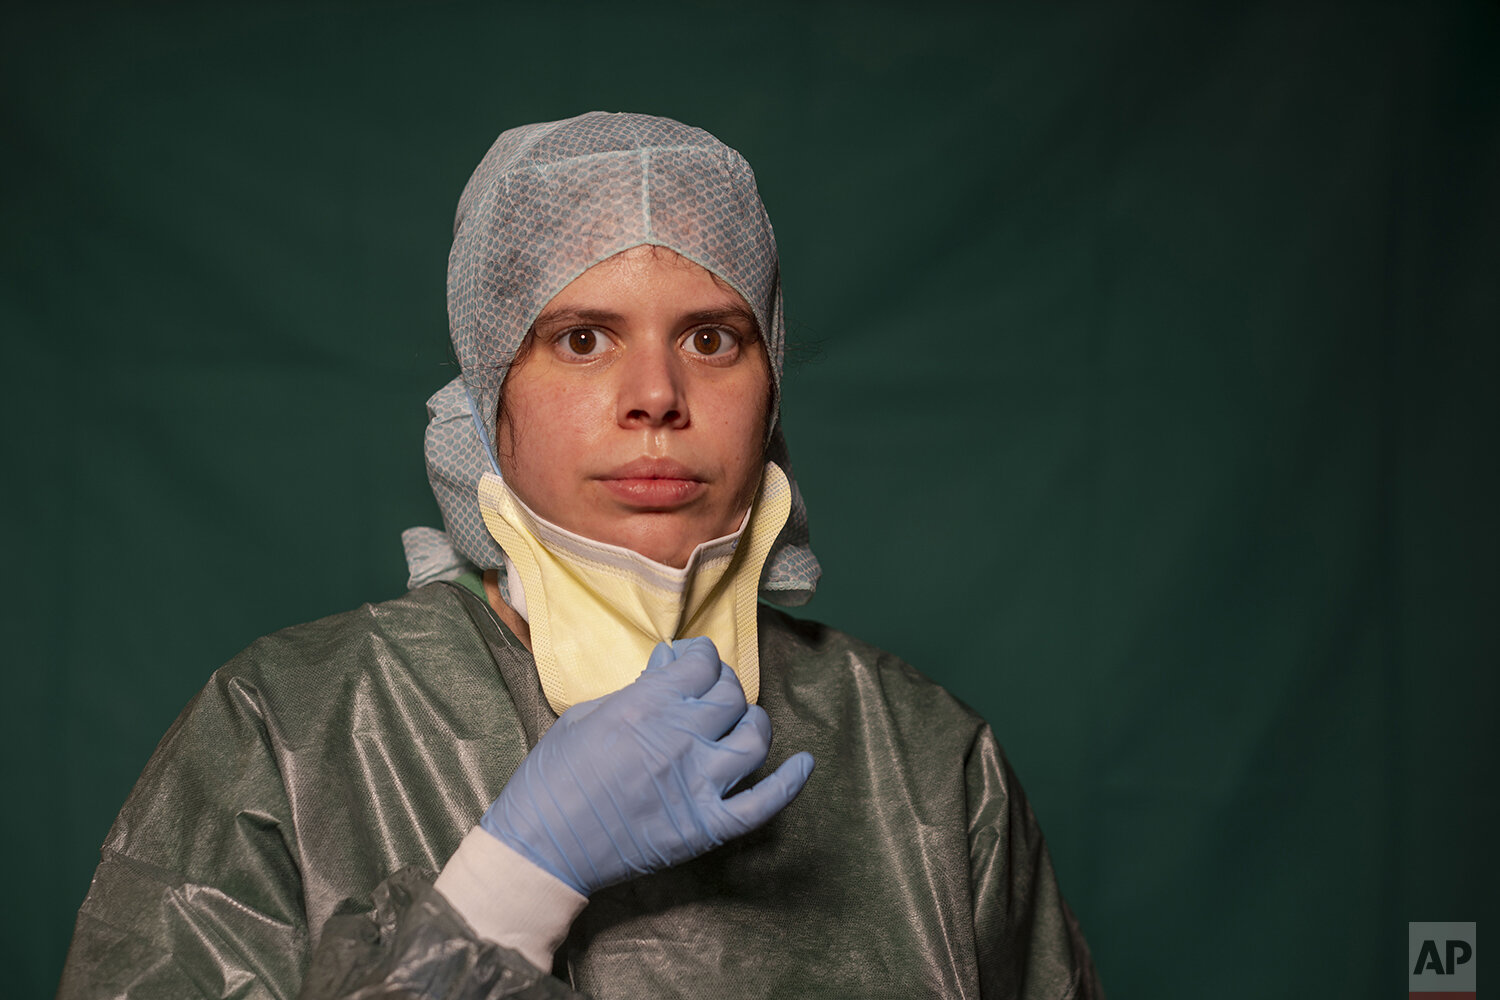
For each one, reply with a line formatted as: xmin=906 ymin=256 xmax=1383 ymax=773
xmin=477 ymin=462 xmax=793 ymax=715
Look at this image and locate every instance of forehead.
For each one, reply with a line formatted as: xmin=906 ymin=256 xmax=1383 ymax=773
xmin=450 ymin=135 xmax=783 ymax=417
xmin=535 ymin=246 xmax=758 ymax=327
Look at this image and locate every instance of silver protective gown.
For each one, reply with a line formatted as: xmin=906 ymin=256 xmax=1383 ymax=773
xmin=59 ymin=583 xmax=1099 ymax=999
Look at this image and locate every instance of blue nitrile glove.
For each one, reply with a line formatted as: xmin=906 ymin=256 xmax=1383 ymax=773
xmin=480 ymin=636 xmax=814 ymax=896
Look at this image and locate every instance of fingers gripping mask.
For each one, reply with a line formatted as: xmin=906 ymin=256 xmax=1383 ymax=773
xmin=478 ymin=463 xmax=793 ymax=714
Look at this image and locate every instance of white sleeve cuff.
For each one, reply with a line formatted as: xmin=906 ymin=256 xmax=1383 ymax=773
xmin=433 ymin=826 xmax=589 ymax=972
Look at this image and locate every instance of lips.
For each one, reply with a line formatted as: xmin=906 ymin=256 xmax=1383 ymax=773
xmin=596 ymin=458 xmax=707 ymax=508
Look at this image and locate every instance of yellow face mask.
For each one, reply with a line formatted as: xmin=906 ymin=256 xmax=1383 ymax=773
xmin=477 ymin=462 xmax=793 ymax=715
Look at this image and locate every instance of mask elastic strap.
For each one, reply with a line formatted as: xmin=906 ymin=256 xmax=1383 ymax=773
xmin=462 ymin=384 xmax=503 ymax=478
xmin=461 ymin=384 xmax=526 ymax=613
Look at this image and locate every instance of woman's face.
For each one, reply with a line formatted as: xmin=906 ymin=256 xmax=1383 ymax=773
xmin=496 ymin=245 xmax=773 ymax=569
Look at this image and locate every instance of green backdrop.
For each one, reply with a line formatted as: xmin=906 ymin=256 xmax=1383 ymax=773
xmin=3 ymin=2 xmax=1496 ymax=996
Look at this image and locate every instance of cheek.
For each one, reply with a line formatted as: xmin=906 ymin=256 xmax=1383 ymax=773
xmin=742 ymin=359 xmax=775 ymax=445
xmin=713 ymin=372 xmax=774 ymax=476
xmin=496 ymin=378 xmax=553 ymax=480
xmin=497 ymin=377 xmax=606 ymax=483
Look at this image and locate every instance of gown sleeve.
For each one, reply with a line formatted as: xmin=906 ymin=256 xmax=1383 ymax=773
xmin=56 ymin=664 xmax=587 ymax=1000
xmin=298 ymin=868 xmax=581 ymax=1000
xmin=966 ymin=726 xmax=1104 ymax=999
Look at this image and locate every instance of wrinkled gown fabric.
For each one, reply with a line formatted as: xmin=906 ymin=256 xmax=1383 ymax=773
xmin=58 ymin=583 xmax=1100 ymax=999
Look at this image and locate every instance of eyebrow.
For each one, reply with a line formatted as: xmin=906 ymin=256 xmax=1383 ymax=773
xmin=684 ymin=306 xmax=759 ymax=330
xmin=533 ymin=308 xmax=625 ymax=327
xmin=533 ymin=306 xmax=760 ymax=334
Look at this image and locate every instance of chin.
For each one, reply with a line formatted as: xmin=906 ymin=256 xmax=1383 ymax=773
xmin=606 ymin=519 xmax=715 ymax=570
xmin=625 ymin=538 xmax=695 ymax=570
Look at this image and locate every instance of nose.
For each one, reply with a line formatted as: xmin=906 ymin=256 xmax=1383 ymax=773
xmin=617 ymin=340 xmax=689 ymax=429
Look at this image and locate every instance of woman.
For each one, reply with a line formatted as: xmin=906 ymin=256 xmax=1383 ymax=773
xmin=60 ymin=113 xmax=1100 ymax=999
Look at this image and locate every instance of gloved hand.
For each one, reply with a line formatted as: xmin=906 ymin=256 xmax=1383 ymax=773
xmin=480 ymin=636 xmax=814 ymax=896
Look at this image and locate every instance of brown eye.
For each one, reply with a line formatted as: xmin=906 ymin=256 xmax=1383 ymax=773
xmin=567 ymin=329 xmax=599 ymax=355
xmin=694 ymin=329 xmax=722 ymax=355
xmin=688 ymin=328 xmax=739 ymax=357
